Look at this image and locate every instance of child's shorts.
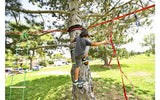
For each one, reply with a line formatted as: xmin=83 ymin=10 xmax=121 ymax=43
xmin=75 ymin=55 xmax=84 ymax=68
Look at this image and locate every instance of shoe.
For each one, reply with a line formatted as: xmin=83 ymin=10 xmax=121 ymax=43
xmin=82 ymin=58 xmax=89 ymax=65
xmin=73 ymin=80 xmax=83 ymax=89
xmin=74 ymin=80 xmax=83 ymax=84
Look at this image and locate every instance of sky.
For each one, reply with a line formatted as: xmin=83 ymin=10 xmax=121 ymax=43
xmin=121 ymin=15 xmax=155 ymax=52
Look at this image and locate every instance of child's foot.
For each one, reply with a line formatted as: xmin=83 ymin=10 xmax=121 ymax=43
xmin=82 ymin=58 xmax=89 ymax=65
xmin=74 ymin=80 xmax=83 ymax=84
xmin=73 ymin=80 xmax=83 ymax=89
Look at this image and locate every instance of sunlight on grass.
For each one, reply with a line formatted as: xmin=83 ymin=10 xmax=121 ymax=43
xmin=89 ymin=54 xmax=155 ymax=100
xmin=5 ymin=54 xmax=155 ymax=100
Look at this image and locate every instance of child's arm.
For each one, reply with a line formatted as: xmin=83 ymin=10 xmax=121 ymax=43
xmin=91 ymin=38 xmax=109 ymax=46
xmin=70 ymin=35 xmax=75 ymax=43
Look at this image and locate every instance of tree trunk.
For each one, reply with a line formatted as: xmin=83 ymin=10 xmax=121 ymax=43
xmin=29 ymin=58 xmax=33 ymax=70
xmin=104 ymin=52 xmax=108 ymax=66
xmin=69 ymin=0 xmax=96 ymax=100
xmin=29 ymin=50 xmax=34 ymax=70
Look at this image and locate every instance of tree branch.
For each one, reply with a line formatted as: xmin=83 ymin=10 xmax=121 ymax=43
xmin=40 ymin=13 xmax=45 ymax=27
xmin=6 ymin=6 xmax=70 ymax=15
xmin=28 ymin=44 xmax=70 ymax=50
xmin=88 ymin=0 xmax=134 ymax=27
xmin=6 ymin=28 xmax=67 ymax=47
xmin=82 ymin=14 xmax=104 ymax=18
xmin=11 ymin=10 xmax=19 ymax=25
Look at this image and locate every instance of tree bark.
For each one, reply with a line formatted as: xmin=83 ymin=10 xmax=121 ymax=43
xmin=29 ymin=50 xmax=34 ymax=70
xmin=29 ymin=58 xmax=33 ymax=70
xmin=69 ymin=0 xmax=96 ymax=100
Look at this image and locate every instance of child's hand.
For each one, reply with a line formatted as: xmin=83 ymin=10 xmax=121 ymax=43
xmin=104 ymin=38 xmax=109 ymax=44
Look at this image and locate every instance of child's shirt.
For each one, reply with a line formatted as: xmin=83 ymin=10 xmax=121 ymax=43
xmin=73 ymin=36 xmax=92 ymax=57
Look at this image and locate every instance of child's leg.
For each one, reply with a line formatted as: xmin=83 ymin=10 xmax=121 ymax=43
xmin=74 ymin=67 xmax=80 ymax=81
xmin=82 ymin=46 xmax=90 ymax=65
xmin=74 ymin=57 xmax=83 ymax=82
xmin=84 ymin=46 xmax=89 ymax=59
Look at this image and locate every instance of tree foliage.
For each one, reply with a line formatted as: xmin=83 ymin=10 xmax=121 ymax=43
xmin=141 ymin=33 xmax=155 ymax=54
xmin=5 ymin=0 xmax=155 ymax=67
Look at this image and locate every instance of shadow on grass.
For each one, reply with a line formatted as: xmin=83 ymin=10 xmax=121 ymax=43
xmin=5 ymin=75 xmax=72 ymax=100
xmin=90 ymin=64 xmax=130 ymax=72
xmin=92 ymin=77 xmax=155 ymax=100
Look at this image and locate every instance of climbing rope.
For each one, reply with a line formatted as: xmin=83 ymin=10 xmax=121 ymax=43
xmin=105 ymin=21 xmax=134 ymax=100
xmin=104 ymin=21 xmax=119 ymax=71
xmin=9 ymin=32 xmax=29 ymax=100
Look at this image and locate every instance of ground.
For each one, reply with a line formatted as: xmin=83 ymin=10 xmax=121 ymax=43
xmin=5 ymin=54 xmax=155 ymax=100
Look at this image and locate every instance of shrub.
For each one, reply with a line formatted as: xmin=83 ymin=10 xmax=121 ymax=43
xmin=39 ymin=60 xmax=49 ymax=67
xmin=48 ymin=61 xmax=54 ymax=64
xmin=5 ymin=61 xmax=13 ymax=68
xmin=145 ymin=50 xmax=151 ymax=57
xmin=67 ymin=59 xmax=71 ymax=63
xmin=21 ymin=64 xmax=30 ymax=69
xmin=13 ymin=64 xmax=20 ymax=68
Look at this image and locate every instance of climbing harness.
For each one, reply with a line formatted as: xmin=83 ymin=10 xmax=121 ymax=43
xmin=9 ymin=32 xmax=29 ymax=100
xmin=68 ymin=24 xmax=83 ymax=33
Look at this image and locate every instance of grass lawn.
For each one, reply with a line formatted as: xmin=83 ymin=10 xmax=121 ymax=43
xmin=5 ymin=54 xmax=155 ymax=100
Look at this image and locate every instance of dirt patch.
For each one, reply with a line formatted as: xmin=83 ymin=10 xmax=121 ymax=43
xmin=128 ymin=71 xmax=151 ymax=76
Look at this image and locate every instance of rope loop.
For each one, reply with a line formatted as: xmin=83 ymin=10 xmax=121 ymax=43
xmin=134 ymin=12 xmax=140 ymax=26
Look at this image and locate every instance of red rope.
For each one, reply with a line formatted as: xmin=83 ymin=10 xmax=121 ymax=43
xmin=68 ymin=28 xmax=83 ymax=33
xmin=87 ymin=4 xmax=155 ymax=29
xmin=5 ymin=4 xmax=155 ymax=34
xmin=5 ymin=30 xmax=67 ymax=34
xmin=29 ymin=30 xmax=67 ymax=33
xmin=106 ymin=21 xmax=134 ymax=100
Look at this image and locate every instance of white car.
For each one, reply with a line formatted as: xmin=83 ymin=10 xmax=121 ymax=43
xmin=54 ymin=60 xmax=68 ymax=66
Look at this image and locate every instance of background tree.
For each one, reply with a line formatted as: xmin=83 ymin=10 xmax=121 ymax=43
xmin=5 ymin=49 xmax=15 ymax=68
xmin=5 ymin=22 xmax=54 ymax=69
xmin=141 ymin=33 xmax=155 ymax=55
xmin=5 ymin=0 xmax=155 ymax=99
xmin=89 ymin=20 xmax=134 ymax=65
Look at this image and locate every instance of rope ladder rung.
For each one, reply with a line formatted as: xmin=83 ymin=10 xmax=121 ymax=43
xmin=10 ymin=86 xmax=26 ymax=88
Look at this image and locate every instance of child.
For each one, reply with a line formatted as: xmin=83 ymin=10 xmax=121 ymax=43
xmin=70 ymin=28 xmax=109 ymax=84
